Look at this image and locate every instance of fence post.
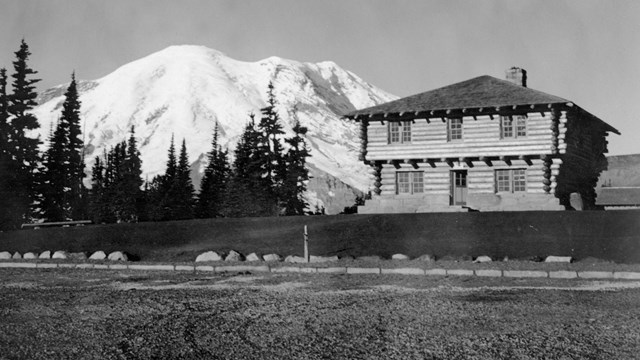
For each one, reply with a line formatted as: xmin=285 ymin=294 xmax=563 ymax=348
xmin=304 ymin=225 xmax=309 ymax=263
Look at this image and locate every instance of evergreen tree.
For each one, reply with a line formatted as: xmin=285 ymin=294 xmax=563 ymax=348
xmin=173 ymin=139 xmax=195 ymax=219
xmin=89 ymin=155 xmax=105 ymax=223
xmin=63 ymin=73 xmax=86 ymax=220
xmin=122 ymin=126 xmax=143 ymax=221
xmin=144 ymin=136 xmax=195 ymax=221
xmin=41 ymin=73 xmax=86 ymax=221
xmin=0 ymin=68 xmax=21 ymax=229
xmin=197 ymin=122 xmax=230 ymax=218
xmin=257 ymin=81 xmax=285 ymax=193
xmin=88 ymin=131 xmax=144 ymax=224
xmin=6 ymin=40 xmax=41 ymax=223
xmin=281 ymin=119 xmax=311 ymax=215
xmin=41 ymin=117 xmax=67 ymax=221
xmin=223 ymin=114 xmax=277 ymax=217
xmin=163 ymin=135 xmax=178 ymax=190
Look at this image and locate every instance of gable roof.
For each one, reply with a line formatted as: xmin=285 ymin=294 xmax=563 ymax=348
xmin=347 ymin=75 xmax=569 ymax=117
xmin=596 ymin=187 xmax=640 ymax=206
xmin=345 ymin=74 xmax=619 ymax=134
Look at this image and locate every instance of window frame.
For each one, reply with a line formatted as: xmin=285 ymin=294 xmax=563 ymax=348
xmin=396 ymin=171 xmax=424 ymax=195
xmin=495 ymin=168 xmax=527 ymax=193
xmin=388 ymin=121 xmax=412 ymax=144
xmin=500 ymin=115 xmax=527 ymax=139
xmin=447 ymin=118 xmax=463 ymax=141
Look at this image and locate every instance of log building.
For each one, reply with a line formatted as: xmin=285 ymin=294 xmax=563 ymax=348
xmin=344 ymin=68 xmax=620 ymax=213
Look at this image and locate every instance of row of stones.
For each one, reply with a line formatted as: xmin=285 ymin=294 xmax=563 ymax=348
xmin=0 ymin=251 xmax=128 ymax=261
xmin=0 ymin=261 xmax=638 ymax=280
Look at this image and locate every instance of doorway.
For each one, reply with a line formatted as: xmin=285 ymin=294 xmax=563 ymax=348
xmin=451 ymin=170 xmax=467 ymax=206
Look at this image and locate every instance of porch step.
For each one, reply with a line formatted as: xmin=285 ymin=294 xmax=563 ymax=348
xmin=416 ymin=205 xmax=470 ymax=213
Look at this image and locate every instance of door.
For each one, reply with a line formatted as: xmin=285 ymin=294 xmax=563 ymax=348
xmin=451 ymin=170 xmax=468 ymax=205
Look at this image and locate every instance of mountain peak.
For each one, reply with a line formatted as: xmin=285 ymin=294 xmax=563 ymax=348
xmin=31 ymin=45 xmax=398 ymax=213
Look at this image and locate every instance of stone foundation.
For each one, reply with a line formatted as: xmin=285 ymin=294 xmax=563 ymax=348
xmin=358 ymin=192 xmax=564 ymax=213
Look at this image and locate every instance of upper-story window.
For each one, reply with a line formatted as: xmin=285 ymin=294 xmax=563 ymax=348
xmin=389 ymin=121 xmax=412 ymax=144
xmin=500 ymin=115 xmax=527 ymax=138
xmin=447 ymin=118 xmax=463 ymax=141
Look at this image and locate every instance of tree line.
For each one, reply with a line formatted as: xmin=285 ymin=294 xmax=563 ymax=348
xmin=0 ymin=40 xmax=312 ymax=231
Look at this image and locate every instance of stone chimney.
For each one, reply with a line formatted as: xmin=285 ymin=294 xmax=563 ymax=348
xmin=505 ymin=67 xmax=527 ymax=87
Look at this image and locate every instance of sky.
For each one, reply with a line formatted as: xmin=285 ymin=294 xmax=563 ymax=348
xmin=1 ymin=0 xmax=639 ymax=155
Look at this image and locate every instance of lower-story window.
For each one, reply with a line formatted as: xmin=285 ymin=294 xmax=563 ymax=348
xmin=397 ymin=171 xmax=424 ymax=194
xmin=495 ymin=169 xmax=527 ymax=193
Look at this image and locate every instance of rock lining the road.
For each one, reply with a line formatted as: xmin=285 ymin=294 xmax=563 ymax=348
xmin=0 ymin=260 xmax=639 ymax=281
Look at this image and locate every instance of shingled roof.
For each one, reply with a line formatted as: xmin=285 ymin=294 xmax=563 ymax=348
xmin=346 ymin=75 xmax=569 ymax=117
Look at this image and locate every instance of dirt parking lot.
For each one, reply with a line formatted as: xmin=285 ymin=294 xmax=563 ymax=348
xmin=1 ymin=269 xmax=639 ymax=359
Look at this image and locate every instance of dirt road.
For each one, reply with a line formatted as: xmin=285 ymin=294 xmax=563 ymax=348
xmin=1 ymin=269 xmax=639 ymax=359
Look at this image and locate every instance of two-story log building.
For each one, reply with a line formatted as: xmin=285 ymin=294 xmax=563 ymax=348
xmin=344 ymin=68 xmax=619 ymax=213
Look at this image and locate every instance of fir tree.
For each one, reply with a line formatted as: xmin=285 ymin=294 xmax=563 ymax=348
xmin=122 ymin=126 xmax=143 ymax=221
xmin=63 ymin=73 xmax=86 ymax=220
xmin=41 ymin=73 xmax=86 ymax=221
xmin=6 ymin=40 xmax=41 ymax=223
xmin=0 ymin=68 xmax=21 ymax=229
xmin=223 ymin=114 xmax=278 ymax=217
xmin=281 ymin=119 xmax=311 ymax=215
xmin=197 ymin=122 xmax=230 ymax=218
xmin=89 ymin=155 xmax=105 ymax=223
xmin=257 ymin=81 xmax=285 ymax=193
xmin=145 ymin=136 xmax=178 ymax=222
xmin=144 ymin=136 xmax=195 ymax=221
xmin=173 ymin=139 xmax=195 ymax=219
xmin=163 ymin=135 xmax=178 ymax=189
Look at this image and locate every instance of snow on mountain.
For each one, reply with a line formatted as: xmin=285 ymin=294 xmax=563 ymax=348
xmin=31 ymin=45 xmax=397 ymax=213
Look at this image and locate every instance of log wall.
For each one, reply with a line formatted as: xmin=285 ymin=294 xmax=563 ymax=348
xmin=366 ymin=112 xmax=558 ymax=160
xmin=555 ymin=110 xmax=610 ymax=209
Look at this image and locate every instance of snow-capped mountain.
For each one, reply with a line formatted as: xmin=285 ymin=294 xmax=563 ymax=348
xmin=31 ymin=45 xmax=397 ymax=213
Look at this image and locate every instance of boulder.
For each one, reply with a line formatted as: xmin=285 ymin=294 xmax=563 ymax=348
xmin=284 ymin=255 xmax=307 ymax=263
xmin=545 ymin=255 xmax=572 ymax=263
xmin=391 ymin=254 xmax=410 ymax=260
xmin=12 ymin=252 xmax=22 ymax=259
xmin=195 ymin=251 xmax=222 ymax=262
xmin=108 ymin=251 xmax=128 ymax=261
xmin=224 ymin=250 xmax=243 ymax=262
xmin=569 ymin=193 xmax=584 ymax=211
xmin=69 ymin=252 xmax=88 ymax=261
xmin=0 ymin=251 xmax=12 ymax=260
xmin=39 ymin=251 xmax=51 ymax=259
xmin=245 ymin=253 xmax=261 ymax=262
xmin=416 ymin=254 xmax=435 ymax=262
xmin=262 ymin=253 xmax=282 ymax=262
xmin=309 ymin=255 xmax=339 ymax=263
xmin=52 ymin=251 xmax=69 ymax=260
xmin=23 ymin=252 xmax=37 ymax=259
xmin=473 ymin=256 xmax=493 ymax=263
xmin=89 ymin=251 xmax=107 ymax=260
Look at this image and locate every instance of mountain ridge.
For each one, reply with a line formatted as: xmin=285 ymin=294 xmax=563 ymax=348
xmin=31 ymin=45 xmax=398 ymax=214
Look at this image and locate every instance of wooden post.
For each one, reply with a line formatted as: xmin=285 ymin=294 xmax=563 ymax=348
xmin=304 ymin=225 xmax=309 ymax=263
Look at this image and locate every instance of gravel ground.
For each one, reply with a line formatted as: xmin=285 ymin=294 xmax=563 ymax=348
xmin=1 ymin=269 xmax=639 ymax=359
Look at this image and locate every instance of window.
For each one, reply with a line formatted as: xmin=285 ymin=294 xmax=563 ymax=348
xmin=396 ymin=171 xmax=424 ymax=194
xmin=389 ymin=121 xmax=411 ymax=144
xmin=495 ymin=169 xmax=527 ymax=193
xmin=500 ymin=115 xmax=527 ymax=138
xmin=448 ymin=118 xmax=463 ymax=141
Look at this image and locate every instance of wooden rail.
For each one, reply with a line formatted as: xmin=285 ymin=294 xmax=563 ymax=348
xmin=21 ymin=220 xmax=92 ymax=229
